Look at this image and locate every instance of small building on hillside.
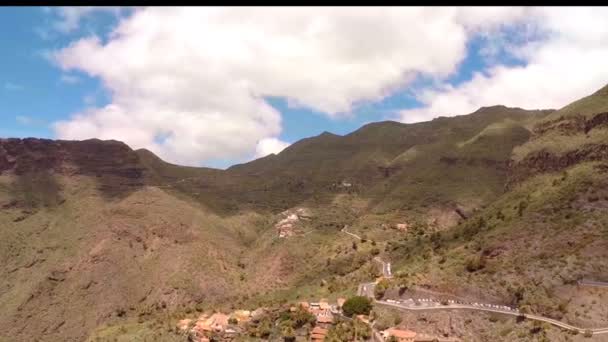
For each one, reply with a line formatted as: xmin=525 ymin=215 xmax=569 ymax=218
xmin=382 ymin=328 xmax=417 ymax=342
xmin=313 ymin=309 xmax=334 ymax=327
xmin=250 ymin=308 xmax=267 ymax=322
xmin=224 ymin=328 xmax=238 ymax=338
xmin=319 ymin=299 xmax=330 ymax=310
xmin=298 ymin=301 xmax=310 ymax=309
xmin=311 ymin=326 xmax=328 ymax=342
xmin=194 ymin=313 xmax=230 ymax=333
xmin=177 ymin=318 xmax=192 ymax=332
xmin=232 ymin=310 xmax=251 ymax=323
xmin=395 ymin=223 xmax=409 ymax=231
xmin=415 ymin=335 xmax=461 ymax=342
xmin=304 ymin=300 xmax=335 ymax=327
xmin=296 ymin=207 xmax=313 ymax=220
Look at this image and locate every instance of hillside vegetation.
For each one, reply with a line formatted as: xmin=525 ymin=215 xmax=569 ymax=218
xmin=1 ymin=84 xmax=608 ymax=341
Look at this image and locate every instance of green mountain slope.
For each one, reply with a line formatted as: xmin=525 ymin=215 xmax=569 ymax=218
xmin=381 ymin=85 xmax=608 ymax=333
xmin=2 ymin=84 xmax=608 ymax=341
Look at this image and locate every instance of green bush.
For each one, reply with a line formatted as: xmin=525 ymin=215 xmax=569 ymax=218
xmin=342 ymin=296 xmax=373 ymax=317
xmin=292 ymin=306 xmax=316 ymax=328
xmin=374 ymin=279 xmax=391 ymax=300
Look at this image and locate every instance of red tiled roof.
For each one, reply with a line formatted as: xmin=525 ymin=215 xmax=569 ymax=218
xmin=317 ymin=316 xmax=333 ymax=324
xmin=312 ymin=327 xmax=328 ymax=335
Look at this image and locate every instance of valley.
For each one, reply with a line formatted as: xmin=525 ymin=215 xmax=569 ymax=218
xmin=1 ymin=85 xmax=608 ymax=341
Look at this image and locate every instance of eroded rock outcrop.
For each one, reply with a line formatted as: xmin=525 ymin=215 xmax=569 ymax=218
xmin=509 ymin=111 xmax=608 ymax=184
xmin=0 ymin=138 xmax=144 ymax=178
xmin=0 ymin=138 xmax=146 ymax=200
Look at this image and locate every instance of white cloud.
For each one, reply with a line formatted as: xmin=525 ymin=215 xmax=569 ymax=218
xmin=50 ymin=7 xmax=124 ymax=33
xmin=398 ymin=7 xmax=608 ymax=123
xmin=51 ymin=7 xmax=533 ymax=166
xmin=255 ymin=138 xmax=290 ymax=158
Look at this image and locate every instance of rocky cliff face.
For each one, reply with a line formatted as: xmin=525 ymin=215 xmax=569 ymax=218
xmin=532 ymin=112 xmax=608 ymax=136
xmin=0 ymin=138 xmax=146 ymax=201
xmin=509 ymin=111 xmax=608 ymax=185
xmin=513 ymin=145 xmax=608 ymax=179
xmin=0 ymin=138 xmax=144 ymax=178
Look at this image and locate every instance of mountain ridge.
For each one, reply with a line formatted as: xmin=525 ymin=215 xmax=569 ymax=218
xmin=1 ymin=86 xmax=608 ymax=342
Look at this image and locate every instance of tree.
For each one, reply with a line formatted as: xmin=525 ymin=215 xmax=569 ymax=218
xmin=374 ymin=279 xmax=391 ymax=299
xmin=374 ymin=311 xmax=400 ymax=331
xmin=207 ymin=331 xmax=221 ymax=342
xmin=366 ymin=262 xmax=381 ymax=279
xmin=326 ymin=319 xmax=369 ymax=341
xmin=292 ymin=306 xmax=316 ymax=328
xmin=508 ymin=285 xmax=525 ymax=306
xmin=325 ymin=321 xmax=352 ymax=342
xmin=396 ymin=272 xmax=410 ymax=295
xmin=282 ymin=325 xmax=296 ymax=342
xmin=342 ymin=296 xmax=373 ymax=317
xmin=353 ymin=318 xmax=371 ymax=340
xmin=255 ymin=317 xmax=273 ymax=339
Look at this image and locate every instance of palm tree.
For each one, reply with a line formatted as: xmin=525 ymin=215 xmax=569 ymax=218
xmin=352 ymin=319 xmax=371 ymax=341
xmin=282 ymin=325 xmax=296 ymax=342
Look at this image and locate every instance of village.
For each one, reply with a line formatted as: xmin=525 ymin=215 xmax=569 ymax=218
xmin=275 ymin=207 xmax=313 ymax=238
xmin=170 ymin=205 xmax=463 ymax=341
xmin=176 ymin=294 xmax=455 ymax=342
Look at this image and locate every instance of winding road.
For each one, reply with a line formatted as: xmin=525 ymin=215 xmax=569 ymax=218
xmin=341 ymin=225 xmax=362 ymax=240
xmin=373 ymin=257 xmax=392 ymax=278
xmin=578 ymin=280 xmax=608 ymax=288
xmin=375 ymin=299 xmax=608 ymax=335
xmin=342 ymin=227 xmax=608 ymax=336
xmin=341 ymin=226 xmax=392 ymax=278
xmin=357 ymin=281 xmax=608 ymax=336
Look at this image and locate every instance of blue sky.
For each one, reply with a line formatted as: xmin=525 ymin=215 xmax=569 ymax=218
xmin=0 ymin=7 xmax=115 ymax=139
xmin=1 ymin=7 xmax=606 ymax=168
xmin=1 ymin=8 xmax=421 ymax=142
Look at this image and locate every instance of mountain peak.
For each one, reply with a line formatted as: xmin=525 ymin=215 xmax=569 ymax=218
xmin=592 ymin=83 xmax=608 ymax=96
xmin=318 ymin=131 xmax=338 ymax=137
xmin=474 ymin=105 xmax=510 ymax=113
